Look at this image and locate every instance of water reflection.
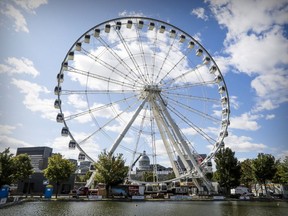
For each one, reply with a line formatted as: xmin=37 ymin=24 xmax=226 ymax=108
xmin=1 ymin=201 xmax=287 ymax=216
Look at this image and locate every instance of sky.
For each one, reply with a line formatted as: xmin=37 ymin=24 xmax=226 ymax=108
xmin=0 ymin=0 xmax=287 ymax=166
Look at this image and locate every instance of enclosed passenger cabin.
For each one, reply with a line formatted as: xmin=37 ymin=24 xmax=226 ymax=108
xmin=68 ymin=51 xmax=74 ymax=60
xmin=84 ymin=34 xmax=90 ymax=43
xmin=148 ymin=22 xmax=155 ymax=30
xmin=214 ymin=75 xmax=223 ymax=83
xmin=222 ymin=119 xmax=230 ymax=127
xmin=62 ymin=62 xmax=68 ymax=70
xmin=94 ymin=28 xmax=100 ymax=37
xmin=75 ymin=42 xmax=81 ymax=51
xmin=221 ymin=96 xmax=228 ymax=105
xmin=126 ymin=20 xmax=132 ymax=28
xmin=179 ymin=34 xmax=186 ymax=43
xmin=69 ymin=140 xmax=76 ymax=149
xmin=138 ymin=20 xmax=144 ymax=29
xmin=159 ymin=183 xmax=168 ymax=193
xmin=61 ymin=127 xmax=69 ymax=136
xmin=56 ymin=113 xmax=64 ymax=123
xmin=159 ymin=25 xmax=165 ymax=33
xmin=196 ymin=48 xmax=203 ymax=56
xmin=209 ymin=65 xmax=217 ymax=74
xmin=115 ymin=21 xmax=121 ymax=30
xmin=78 ymin=153 xmax=86 ymax=161
xmin=170 ymin=29 xmax=176 ymax=38
xmin=105 ymin=24 xmax=111 ymax=33
xmin=54 ymin=99 xmax=61 ymax=109
xmin=222 ymin=108 xmax=230 ymax=115
xmin=218 ymin=86 xmax=226 ymax=94
xmin=54 ymin=86 xmax=61 ymax=95
xmin=145 ymin=184 xmax=159 ymax=194
xmin=57 ymin=73 xmax=64 ymax=83
xmin=220 ymin=130 xmax=228 ymax=137
xmin=188 ymin=41 xmax=195 ymax=49
xmin=203 ymin=56 xmax=211 ymax=64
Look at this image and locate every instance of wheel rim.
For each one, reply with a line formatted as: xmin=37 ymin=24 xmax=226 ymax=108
xmin=55 ymin=17 xmax=230 ymax=183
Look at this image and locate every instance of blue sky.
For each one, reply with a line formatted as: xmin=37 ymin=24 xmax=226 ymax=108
xmin=0 ymin=0 xmax=287 ymax=165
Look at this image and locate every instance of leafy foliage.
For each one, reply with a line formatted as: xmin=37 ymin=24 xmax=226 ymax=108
xmin=214 ymin=147 xmax=241 ymax=194
xmin=240 ymin=159 xmax=256 ymax=188
xmin=253 ymin=153 xmax=278 ymax=185
xmin=43 ymin=154 xmax=76 ymax=198
xmin=94 ymin=151 xmax=129 ymax=196
xmin=0 ymin=148 xmax=34 ymax=187
xmin=0 ymin=148 xmax=15 ymax=187
xmin=12 ymin=153 xmax=34 ymax=181
xmin=273 ymin=156 xmax=288 ymax=184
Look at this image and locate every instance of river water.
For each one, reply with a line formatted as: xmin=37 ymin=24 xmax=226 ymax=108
xmin=1 ymin=200 xmax=287 ymax=216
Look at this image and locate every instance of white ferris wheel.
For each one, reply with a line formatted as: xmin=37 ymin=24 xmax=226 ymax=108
xmin=54 ymin=17 xmax=230 ymax=192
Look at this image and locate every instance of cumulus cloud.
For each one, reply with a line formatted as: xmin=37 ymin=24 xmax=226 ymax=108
xmin=0 ymin=0 xmax=47 ymax=33
xmin=118 ymin=10 xmax=145 ymax=17
xmin=12 ymin=0 xmax=48 ymax=14
xmin=230 ymin=113 xmax=261 ymax=131
xmin=207 ymin=0 xmax=288 ymax=113
xmin=0 ymin=57 xmax=39 ymax=77
xmin=225 ymin=132 xmax=267 ymax=153
xmin=191 ymin=8 xmax=208 ymax=21
xmin=11 ymin=78 xmax=57 ymax=121
xmin=1 ymin=4 xmax=29 ymax=33
xmin=0 ymin=124 xmax=31 ymax=154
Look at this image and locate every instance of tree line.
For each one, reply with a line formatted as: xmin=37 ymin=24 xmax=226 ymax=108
xmin=213 ymin=147 xmax=288 ymax=195
xmin=1 ymin=147 xmax=287 ymax=197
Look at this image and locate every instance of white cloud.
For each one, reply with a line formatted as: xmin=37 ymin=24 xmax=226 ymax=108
xmin=46 ymin=132 xmax=102 ymax=161
xmin=0 ymin=124 xmax=31 ymax=154
xmin=118 ymin=10 xmax=145 ymax=17
xmin=207 ymin=0 xmax=288 ymax=113
xmin=225 ymin=27 xmax=288 ymax=75
xmin=229 ymin=95 xmax=239 ymax=110
xmin=265 ymin=114 xmax=275 ymax=120
xmin=11 ymin=78 xmax=57 ymax=121
xmin=225 ymin=132 xmax=267 ymax=153
xmin=1 ymin=0 xmax=47 ymax=33
xmin=191 ymin=8 xmax=208 ymax=21
xmin=0 ymin=124 xmax=16 ymax=135
xmin=252 ymin=99 xmax=278 ymax=112
xmin=251 ymin=73 xmax=288 ymax=111
xmin=1 ymin=4 xmax=29 ymax=33
xmin=12 ymin=0 xmax=48 ymax=14
xmin=230 ymin=113 xmax=261 ymax=131
xmin=0 ymin=57 xmax=39 ymax=77
xmin=209 ymin=0 xmax=288 ymax=39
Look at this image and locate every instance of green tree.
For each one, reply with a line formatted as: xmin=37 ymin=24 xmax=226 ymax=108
xmin=240 ymin=159 xmax=256 ymax=188
xmin=273 ymin=156 xmax=288 ymax=184
xmin=12 ymin=153 xmax=34 ymax=182
xmin=0 ymin=148 xmax=14 ymax=187
xmin=43 ymin=154 xmax=76 ymax=198
xmin=214 ymin=147 xmax=241 ymax=195
xmin=94 ymin=151 xmax=129 ymax=197
xmin=253 ymin=153 xmax=278 ymax=196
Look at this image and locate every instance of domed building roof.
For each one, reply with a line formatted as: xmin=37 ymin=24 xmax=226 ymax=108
xmin=138 ymin=151 xmax=150 ymax=171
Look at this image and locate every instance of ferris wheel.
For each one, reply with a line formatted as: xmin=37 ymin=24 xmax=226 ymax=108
xmin=54 ymin=17 xmax=230 ymax=192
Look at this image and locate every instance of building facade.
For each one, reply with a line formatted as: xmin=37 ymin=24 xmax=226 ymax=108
xmin=16 ymin=146 xmax=75 ymax=195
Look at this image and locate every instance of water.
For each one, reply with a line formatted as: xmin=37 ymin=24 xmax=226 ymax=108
xmin=1 ymin=200 xmax=287 ymax=216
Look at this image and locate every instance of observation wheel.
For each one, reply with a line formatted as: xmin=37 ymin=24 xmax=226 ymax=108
xmin=54 ymin=17 xmax=230 ymax=192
